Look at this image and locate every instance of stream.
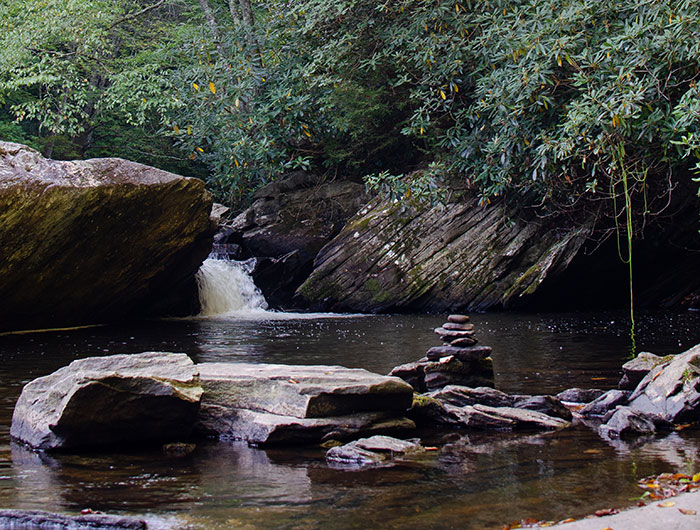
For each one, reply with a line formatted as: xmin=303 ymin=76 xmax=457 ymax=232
xmin=2 ymin=261 xmax=700 ymax=528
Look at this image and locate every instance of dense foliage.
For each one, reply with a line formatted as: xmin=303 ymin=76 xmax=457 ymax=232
xmin=1 ymin=0 xmax=699 ymax=217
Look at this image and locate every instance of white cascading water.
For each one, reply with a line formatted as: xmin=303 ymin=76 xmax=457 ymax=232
xmin=195 ymin=258 xmax=269 ymax=316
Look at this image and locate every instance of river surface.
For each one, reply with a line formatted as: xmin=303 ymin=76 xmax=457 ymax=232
xmin=2 ymin=310 xmax=700 ymax=529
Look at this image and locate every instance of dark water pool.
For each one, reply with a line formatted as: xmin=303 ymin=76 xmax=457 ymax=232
xmin=2 ymin=310 xmax=700 ymax=528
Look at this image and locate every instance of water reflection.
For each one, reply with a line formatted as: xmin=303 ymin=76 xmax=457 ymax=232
xmin=2 ymin=310 xmax=700 ymax=528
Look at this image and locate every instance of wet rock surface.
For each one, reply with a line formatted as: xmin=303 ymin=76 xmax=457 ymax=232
xmin=326 ymin=435 xmax=426 ymax=467
xmin=619 ymin=351 xmax=669 ymax=390
xmin=579 ymin=389 xmax=630 ymax=417
xmin=10 ymin=352 xmax=202 ymax=451
xmin=556 ymin=388 xmax=605 ymax=404
xmin=0 ymin=142 xmax=215 ymax=331
xmin=599 ymin=406 xmax=673 ymax=439
xmin=0 ymin=509 xmax=147 ymax=530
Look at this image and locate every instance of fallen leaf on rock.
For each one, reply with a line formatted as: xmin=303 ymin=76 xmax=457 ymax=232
xmin=657 ymin=501 xmax=676 ymax=507
xmin=424 ymin=446 xmax=439 ymax=451
xmin=591 ymin=377 xmax=606 ymax=381
xmin=693 ymin=472 xmax=700 ymax=482
xmin=679 ymin=509 xmax=697 ymax=515
xmin=556 ymin=519 xmax=575 ymax=524
xmin=584 ymin=449 xmax=602 ymax=454
xmin=594 ymin=508 xmax=619 ymax=517
xmin=637 ymin=501 xmax=647 ymax=507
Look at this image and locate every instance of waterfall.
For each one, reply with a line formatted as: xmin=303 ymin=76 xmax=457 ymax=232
xmin=195 ymin=258 xmax=269 ymax=316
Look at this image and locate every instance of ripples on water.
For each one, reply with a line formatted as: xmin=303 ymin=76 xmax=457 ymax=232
xmin=2 ymin=310 xmax=700 ymax=528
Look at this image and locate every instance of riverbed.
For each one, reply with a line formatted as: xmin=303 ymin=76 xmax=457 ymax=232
xmin=2 ymin=311 xmax=700 ymax=529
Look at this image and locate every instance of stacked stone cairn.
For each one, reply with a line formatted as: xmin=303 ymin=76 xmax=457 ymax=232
xmin=390 ymin=314 xmax=494 ymax=392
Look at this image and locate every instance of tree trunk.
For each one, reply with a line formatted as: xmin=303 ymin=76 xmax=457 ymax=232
xmin=228 ymin=0 xmax=241 ymax=24
xmin=198 ymin=0 xmax=223 ymax=55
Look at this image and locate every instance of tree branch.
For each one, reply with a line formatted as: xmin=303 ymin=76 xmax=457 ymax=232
xmin=111 ymin=0 xmax=169 ymax=28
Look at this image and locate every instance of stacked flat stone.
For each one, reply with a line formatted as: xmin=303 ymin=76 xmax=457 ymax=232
xmin=389 ymin=314 xmax=495 ymax=392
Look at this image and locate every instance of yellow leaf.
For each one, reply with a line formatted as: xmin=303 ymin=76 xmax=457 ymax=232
xmin=303 ymin=129 xmax=311 ymax=137
xmin=209 ymin=82 xmax=216 ymax=94
xmin=557 ymin=56 xmax=562 ymax=67
xmin=454 ymin=83 xmax=459 ymax=93
xmin=187 ymin=125 xmax=192 ymax=135
xmin=234 ymin=159 xmax=239 ymax=168
xmin=420 ymin=126 xmax=424 ymax=135
xmin=692 ymin=472 xmax=700 ymax=482
xmin=262 ymin=77 xmax=266 ymax=82
xmin=249 ymin=117 xmax=253 ymax=124
xmin=173 ymin=124 xmax=180 ymax=133
xmin=193 ymin=82 xmax=199 ymax=91
xmin=658 ymin=502 xmax=676 ymax=508
xmin=196 ymin=147 xmax=204 ymax=153
xmin=440 ymin=90 xmax=447 ymax=100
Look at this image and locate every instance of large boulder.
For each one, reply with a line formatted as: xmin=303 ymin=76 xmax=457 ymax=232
xmin=628 ymin=344 xmax=700 ymax=423
xmin=196 ymin=363 xmax=415 ymax=444
xmin=222 ymin=171 xmax=368 ymax=308
xmin=11 ymin=352 xmax=202 ymax=451
xmin=296 ymin=196 xmax=591 ymax=312
xmin=0 ymin=142 xmax=214 ymax=331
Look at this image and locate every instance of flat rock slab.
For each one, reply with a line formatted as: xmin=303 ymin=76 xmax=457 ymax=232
xmin=197 ymin=406 xmax=415 ymax=445
xmin=198 ymin=362 xmax=413 ymax=418
xmin=445 ymin=404 xmax=571 ymax=431
xmin=0 ymin=509 xmax=146 ymax=529
xmin=326 ymin=435 xmax=425 ymax=467
xmin=425 ymin=345 xmax=492 ymax=362
xmin=11 ymin=352 xmax=202 ymax=451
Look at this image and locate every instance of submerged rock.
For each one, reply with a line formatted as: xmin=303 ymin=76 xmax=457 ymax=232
xmin=443 ymin=404 xmax=570 ymax=431
xmin=0 ymin=509 xmax=146 ymax=530
xmin=11 ymin=352 xmax=202 ymax=451
xmin=297 ymin=196 xmax=591 ymax=312
xmin=0 ymin=142 xmax=215 ymax=331
xmin=628 ymin=345 xmax=700 ymax=423
xmin=326 ymin=435 xmax=426 ymax=467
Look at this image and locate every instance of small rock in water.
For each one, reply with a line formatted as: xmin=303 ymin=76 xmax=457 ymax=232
xmin=162 ymin=442 xmax=197 ymax=456
xmin=448 ymin=314 xmax=470 ymax=324
xmin=326 ymin=435 xmax=426 ymax=467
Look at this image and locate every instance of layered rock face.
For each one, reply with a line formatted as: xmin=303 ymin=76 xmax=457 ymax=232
xmin=0 ymin=142 xmax=214 ymax=331
xmin=297 ymin=197 xmax=591 ymax=313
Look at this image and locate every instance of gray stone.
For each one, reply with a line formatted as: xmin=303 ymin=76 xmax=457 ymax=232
xmin=441 ymin=404 xmax=569 ymax=431
xmin=197 ymin=407 xmax=415 ymax=445
xmin=326 ymin=435 xmax=425 ymax=467
xmin=388 ymin=362 xmax=426 ymax=393
xmin=512 ymin=395 xmax=573 ymax=421
xmin=198 ymin=362 xmax=413 ymax=419
xmin=435 ymin=327 xmax=476 ymax=340
xmin=556 ymin=388 xmax=605 ymax=404
xmin=10 ymin=352 xmax=202 ymax=451
xmin=427 ymin=385 xmax=513 ymax=408
xmin=599 ymin=406 xmax=672 ymax=439
xmin=449 ymin=337 xmax=479 ymax=347
xmin=442 ymin=322 xmax=474 ymax=331
xmin=425 ymin=345 xmax=491 ymax=362
xmin=619 ymin=351 xmax=670 ymax=390
xmin=628 ymin=345 xmax=700 ymax=422
xmin=296 ymin=195 xmax=592 ymax=312
xmin=0 ymin=142 xmax=214 ymax=331
xmin=0 ymin=509 xmax=146 ymax=530
xmin=579 ymin=389 xmax=630 ymax=417
xmin=448 ymin=314 xmax=471 ymax=324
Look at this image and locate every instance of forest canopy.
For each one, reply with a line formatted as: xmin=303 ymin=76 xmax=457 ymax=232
xmin=0 ymin=0 xmax=699 ymax=217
